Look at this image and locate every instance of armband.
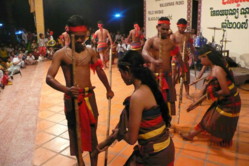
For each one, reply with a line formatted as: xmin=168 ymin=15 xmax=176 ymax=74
xmin=90 ymin=59 xmax=103 ymax=73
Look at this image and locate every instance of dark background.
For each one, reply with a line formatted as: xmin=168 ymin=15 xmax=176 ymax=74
xmin=0 ymin=0 xmax=144 ymax=38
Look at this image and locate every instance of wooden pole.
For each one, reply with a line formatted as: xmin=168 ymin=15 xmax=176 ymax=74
xmin=158 ymin=32 xmax=162 ymax=89
xmin=177 ymin=37 xmax=186 ymax=124
xmin=71 ymin=34 xmax=84 ymax=166
xmin=104 ymin=46 xmax=113 ymax=166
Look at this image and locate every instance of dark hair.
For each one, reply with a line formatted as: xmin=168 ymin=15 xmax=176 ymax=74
xmin=67 ymin=15 xmax=87 ymax=33
xmin=97 ymin=20 xmax=103 ymax=24
xmin=118 ymin=50 xmax=171 ymax=127
xmin=197 ymin=44 xmax=234 ymax=82
xmin=177 ymin=18 xmax=187 ymax=25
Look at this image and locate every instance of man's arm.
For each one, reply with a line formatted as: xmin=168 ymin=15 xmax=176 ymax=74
xmin=142 ymin=38 xmax=155 ymax=63
xmin=92 ymin=31 xmax=98 ymax=43
xmin=91 ymin=49 xmax=114 ymax=99
xmin=106 ymin=30 xmax=113 ymax=45
xmin=46 ymin=51 xmax=69 ymax=94
xmin=95 ymin=66 xmax=114 ymax=99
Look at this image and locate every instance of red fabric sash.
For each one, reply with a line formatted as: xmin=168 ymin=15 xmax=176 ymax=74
xmin=77 ymin=90 xmax=96 ymax=151
xmin=157 ymin=73 xmax=169 ymax=101
xmin=170 ymin=46 xmax=179 ymax=56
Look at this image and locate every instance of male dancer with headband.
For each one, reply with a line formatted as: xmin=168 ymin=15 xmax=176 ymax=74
xmin=46 ymin=15 xmax=114 ymax=166
xmin=126 ymin=22 xmax=144 ymax=51
xmin=92 ymin=20 xmax=113 ymax=69
xmin=142 ymin=17 xmax=182 ymax=116
xmin=171 ymin=18 xmax=195 ymax=99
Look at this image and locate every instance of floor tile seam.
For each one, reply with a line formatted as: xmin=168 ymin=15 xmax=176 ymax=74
xmin=205 ymin=147 xmax=237 ymax=166
xmin=176 ymin=145 xmax=210 ymax=155
xmin=38 ymin=112 xmax=57 ymax=119
xmin=180 ymin=153 xmax=231 ymax=166
xmin=39 ymin=117 xmax=67 ymax=125
xmin=174 ymin=138 xmax=211 ymax=148
xmin=35 ymin=117 xmax=60 ymax=130
xmin=108 ymin=144 xmax=130 ymax=164
xmin=32 ymin=148 xmax=59 ymax=166
xmin=41 ymin=130 xmax=69 ymax=138
xmin=40 ymin=144 xmax=70 ymax=157
xmin=174 ymin=138 xmax=189 ymax=159
xmin=108 ymin=150 xmax=130 ymax=158
xmin=38 ymin=153 xmax=60 ymax=166
xmin=34 ymin=134 xmax=62 ymax=148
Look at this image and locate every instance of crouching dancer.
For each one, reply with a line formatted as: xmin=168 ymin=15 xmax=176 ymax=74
xmin=92 ymin=51 xmax=175 ymax=166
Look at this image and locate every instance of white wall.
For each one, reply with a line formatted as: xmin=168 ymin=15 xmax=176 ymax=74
xmin=201 ymin=0 xmax=249 ymax=68
xmin=145 ymin=0 xmax=187 ymax=38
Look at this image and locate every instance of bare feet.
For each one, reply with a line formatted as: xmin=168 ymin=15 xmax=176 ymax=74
xmin=180 ymin=132 xmax=194 ymax=141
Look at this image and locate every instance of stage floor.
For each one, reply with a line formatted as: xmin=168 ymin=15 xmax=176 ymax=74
xmin=0 ymin=60 xmax=249 ymax=166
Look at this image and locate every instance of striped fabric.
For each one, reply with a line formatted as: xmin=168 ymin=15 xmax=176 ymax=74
xmin=97 ymin=42 xmax=108 ymax=52
xmin=199 ymin=75 xmax=241 ymax=142
xmin=130 ymin=41 xmax=142 ymax=50
xmin=207 ymin=77 xmax=241 ymax=117
xmin=138 ymin=106 xmax=170 ymax=153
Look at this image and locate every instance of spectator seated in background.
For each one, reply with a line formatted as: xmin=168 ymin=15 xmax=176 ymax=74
xmin=46 ymin=46 xmax=55 ymax=60
xmin=25 ymin=52 xmax=37 ymax=65
xmin=1 ymin=69 xmax=12 ymax=88
xmin=7 ymin=54 xmax=23 ymax=79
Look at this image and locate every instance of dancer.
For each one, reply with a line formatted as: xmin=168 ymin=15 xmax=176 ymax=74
xmin=61 ymin=25 xmax=71 ymax=47
xmin=181 ymin=44 xmax=241 ymax=146
xmin=126 ymin=22 xmax=144 ymax=51
xmin=93 ymin=50 xmax=175 ymax=166
xmin=142 ymin=17 xmax=182 ymax=116
xmin=92 ymin=20 xmax=113 ymax=68
xmin=46 ymin=15 xmax=114 ymax=166
xmin=170 ymin=18 xmax=195 ymax=98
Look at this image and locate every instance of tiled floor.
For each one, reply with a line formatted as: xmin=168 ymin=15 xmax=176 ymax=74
xmin=1 ymin=60 xmax=248 ymax=166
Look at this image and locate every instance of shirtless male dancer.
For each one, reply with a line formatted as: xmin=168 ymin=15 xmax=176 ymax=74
xmin=170 ymin=18 xmax=195 ymax=99
xmin=126 ymin=22 xmax=144 ymax=51
xmin=92 ymin=20 xmax=113 ymax=69
xmin=46 ymin=15 xmax=114 ymax=166
xmin=61 ymin=25 xmax=71 ymax=47
xmin=142 ymin=17 xmax=182 ymax=116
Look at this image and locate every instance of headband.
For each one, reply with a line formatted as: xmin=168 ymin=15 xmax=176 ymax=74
xmin=158 ymin=20 xmax=170 ymax=25
xmin=177 ymin=24 xmax=187 ymax=28
xmin=68 ymin=26 xmax=88 ymax=32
